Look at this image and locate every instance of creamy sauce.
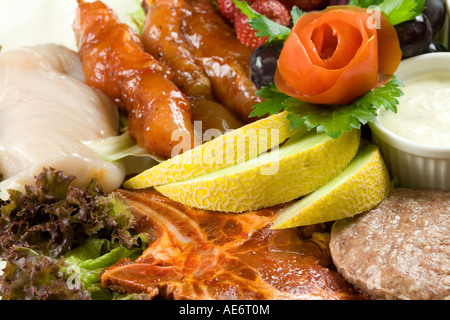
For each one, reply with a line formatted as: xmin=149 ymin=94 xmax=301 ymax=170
xmin=379 ymin=71 xmax=450 ymax=146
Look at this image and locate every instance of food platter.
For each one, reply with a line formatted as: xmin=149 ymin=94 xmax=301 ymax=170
xmin=0 ymin=0 xmax=449 ymax=302
xmin=1 ymin=0 xmax=140 ymax=292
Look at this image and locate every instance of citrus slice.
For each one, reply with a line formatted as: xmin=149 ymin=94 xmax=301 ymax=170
xmin=271 ymin=143 xmax=391 ymax=229
xmin=155 ymin=129 xmax=361 ymax=213
xmin=123 ymin=111 xmax=301 ymax=189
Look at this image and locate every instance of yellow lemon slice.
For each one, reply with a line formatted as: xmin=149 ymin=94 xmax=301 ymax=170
xmin=155 ymin=129 xmax=360 ymax=213
xmin=271 ymin=143 xmax=391 ymax=229
xmin=123 ymin=111 xmax=301 ymax=189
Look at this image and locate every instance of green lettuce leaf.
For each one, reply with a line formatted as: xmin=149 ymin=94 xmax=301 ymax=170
xmin=128 ymin=0 xmax=146 ymax=35
xmin=82 ymin=130 xmax=164 ymax=163
xmin=82 ymin=129 xmax=162 ymax=175
xmin=0 ymin=168 xmax=151 ymax=300
xmin=62 ymin=237 xmax=147 ymax=299
xmin=350 ymin=0 xmax=425 ymax=25
xmin=1 ymin=247 xmax=91 ymax=300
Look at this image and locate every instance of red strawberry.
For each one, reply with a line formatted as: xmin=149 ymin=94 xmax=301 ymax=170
xmin=217 ymin=0 xmax=255 ymax=24
xmin=217 ymin=0 xmax=256 ymax=24
xmin=234 ymin=0 xmax=291 ymax=49
xmin=217 ymin=0 xmax=239 ymax=24
xmin=280 ymin=0 xmax=329 ymax=11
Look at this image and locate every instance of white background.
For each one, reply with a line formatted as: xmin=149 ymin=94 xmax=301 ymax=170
xmin=0 ymin=0 xmax=141 ymax=51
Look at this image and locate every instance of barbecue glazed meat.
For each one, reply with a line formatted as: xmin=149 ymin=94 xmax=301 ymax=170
xmin=142 ymin=0 xmax=262 ymax=123
xmin=101 ymin=190 xmax=369 ymax=300
xmin=142 ymin=0 xmax=211 ymax=98
xmin=142 ymin=0 xmax=244 ymax=134
xmin=74 ymin=0 xmax=197 ymax=159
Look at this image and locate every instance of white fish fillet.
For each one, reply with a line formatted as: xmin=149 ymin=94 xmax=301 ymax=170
xmin=0 ymin=44 xmax=125 ymax=199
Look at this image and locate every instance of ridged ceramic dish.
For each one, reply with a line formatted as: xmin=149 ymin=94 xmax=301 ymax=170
xmin=369 ymin=52 xmax=450 ymax=191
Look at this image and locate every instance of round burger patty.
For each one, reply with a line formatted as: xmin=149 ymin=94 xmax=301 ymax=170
xmin=330 ymin=188 xmax=450 ymax=300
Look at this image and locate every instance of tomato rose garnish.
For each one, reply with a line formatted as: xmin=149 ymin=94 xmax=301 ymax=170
xmin=274 ymin=6 xmax=401 ymax=105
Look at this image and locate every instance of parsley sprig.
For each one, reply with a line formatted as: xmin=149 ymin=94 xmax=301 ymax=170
xmin=250 ymin=77 xmax=404 ymax=138
xmin=349 ymin=0 xmax=426 ymax=26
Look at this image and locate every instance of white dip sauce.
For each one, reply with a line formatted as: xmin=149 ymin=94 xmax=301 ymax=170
xmin=379 ymin=71 xmax=450 ymax=147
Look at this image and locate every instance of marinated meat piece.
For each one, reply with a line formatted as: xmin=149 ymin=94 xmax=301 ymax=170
xmin=143 ymin=0 xmax=212 ymax=98
xmin=183 ymin=0 xmax=263 ymax=122
xmin=74 ymin=0 xmax=197 ymax=159
xmin=142 ymin=0 xmax=262 ymax=123
xmin=101 ymin=189 xmax=369 ymax=300
xmin=141 ymin=0 xmax=244 ymax=134
xmin=330 ymin=188 xmax=450 ymax=300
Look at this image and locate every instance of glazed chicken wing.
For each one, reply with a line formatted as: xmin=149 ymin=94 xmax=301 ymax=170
xmin=142 ymin=0 xmax=244 ymax=134
xmin=0 ymin=44 xmax=125 ymax=200
xmin=142 ymin=0 xmax=262 ymax=124
xmin=74 ymin=0 xmax=197 ymax=159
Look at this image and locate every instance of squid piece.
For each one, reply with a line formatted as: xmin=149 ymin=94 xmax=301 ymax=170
xmin=74 ymin=0 xmax=197 ymax=159
xmin=142 ymin=0 xmax=262 ymax=124
xmin=0 ymin=44 xmax=125 ymax=200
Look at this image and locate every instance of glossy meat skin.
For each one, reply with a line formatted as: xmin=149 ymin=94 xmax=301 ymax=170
xmin=101 ymin=190 xmax=369 ymax=300
xmin=74 ymin=1 xmax=196 ymax=159
xmin=142 ymin=0 xmax=244 ymax=134
xmin=143 ymin=0 xmax=211 ymax=98
xmin=142 ymin=0 xmax=262 ymax=124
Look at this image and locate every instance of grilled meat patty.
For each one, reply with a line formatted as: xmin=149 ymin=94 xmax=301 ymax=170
xmin=330 ymin=188 xmax=450 ymax=300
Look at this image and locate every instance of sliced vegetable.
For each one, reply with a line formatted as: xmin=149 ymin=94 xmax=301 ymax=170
xmin=271 ymin=143 xmax=391 ymax=228
xmin=155 ymin=129 xmax=360 ymax=212
xmin=124 ymin=111 xmax=298 ymax=189
xmin=275 ymin=6 xmax=402 ymax=105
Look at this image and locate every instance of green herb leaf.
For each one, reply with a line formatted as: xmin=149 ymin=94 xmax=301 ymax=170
xmin=83 ymin=130 xmax=164 ymax=163
xmin=355 ymin=76 xmax=404 ymax=113
xmin=350 ymin=0 xmax=425 ymax=25
xmin=290 ymin=6 xmax=305 ymax=25
xmin=62 ymin=237 xmax=147 ymax=299
xmin=251 ymin=76 xmax=403 ymax=139
xmin=128 ymin=0 xmax=146 ymax=35
xmin=349 ymin=0 xmax=383 ymax=6
xmin=249 ymin=84 xmax=291 ymax=117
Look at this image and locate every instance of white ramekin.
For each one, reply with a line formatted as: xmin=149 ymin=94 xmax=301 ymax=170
xmin=369 ymin=52 xmax=450 ymax=191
